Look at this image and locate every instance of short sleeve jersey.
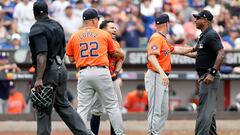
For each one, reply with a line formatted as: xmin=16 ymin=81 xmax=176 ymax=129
xmin=29 ymin=17 xmax=66 ymax=67
xmin=147 ymin=33 xmax=174 ymax=73
xmin=124 ymin=90 xmax=148 ymax=112
xmin=109 ymin=40 xmax=123 ymax=75
xmin=66 ymin=27 xmax=115 ymax=69
xmin=195 ymin=26 xmax=223 ymax=76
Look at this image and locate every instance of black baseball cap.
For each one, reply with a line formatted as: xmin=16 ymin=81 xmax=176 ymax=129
xmin=91 ymin=0 xmax=100 ymax=3
xmin=137 ymin=84 xmax=145 ymax=91
xmin=193 ymin=10 xmax=213 ymax=21
xmin=83 ymin=8 xmax=99 ymax=20
xmin=33 ymin=1 xmax=48 ymax=15
xmin=155 ymin=14 xmax=169 ymax=25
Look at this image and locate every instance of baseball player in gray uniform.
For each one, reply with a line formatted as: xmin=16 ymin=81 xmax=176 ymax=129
xmin=90 ymin=20 xmax=124 ymax=135
xmin=145 ymin=14 xmax=194 ymax=135
xmin=66 ymin=9 xmax=125 ymax=135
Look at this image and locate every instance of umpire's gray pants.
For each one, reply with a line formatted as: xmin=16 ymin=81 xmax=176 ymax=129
xmin=195 ymin=73 xmax=220 ymax=135
xmin=77 ymin=67 xmax=125 ymax=135
xmin=35 ymin=63 xmax=93 ymax=135
xmin=145 ymin=70 xmax=169 ymax=135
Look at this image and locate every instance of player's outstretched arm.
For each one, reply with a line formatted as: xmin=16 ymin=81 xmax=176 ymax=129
xmin=183 ymin=52 xmax=197 ymax=58
xmin=172 ymin=46 xmax=194 ymax=55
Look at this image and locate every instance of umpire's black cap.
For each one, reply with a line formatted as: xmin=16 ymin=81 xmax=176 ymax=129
xmin=155 ymin=14 xmax=169 ymax=25
xmin=83 ymin=8 xmax=99 ymax=20
xmin=33 ymin=1 xmax=48 ymax=15
xmin=193 ymin=10 xmax=213 ymax=21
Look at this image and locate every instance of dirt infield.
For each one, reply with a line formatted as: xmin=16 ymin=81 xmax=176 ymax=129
xmin=0 ymin=120 xmax=240 ymax=135
xmin=1 ymin=131 xmax=240 ymax=135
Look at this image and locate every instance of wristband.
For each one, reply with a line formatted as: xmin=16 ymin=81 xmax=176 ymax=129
xmin=114 ymin=71 xmax=119 ymax=75
xmin=210 ymin=68 xmax=217 ymax=76
xmin=192 ymin=47 xmax=195 ymax=52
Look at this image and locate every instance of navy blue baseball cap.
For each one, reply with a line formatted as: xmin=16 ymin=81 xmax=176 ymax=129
xmin=33 ymin=1 xmax=48 ymax=15
xmin=193 ymin=10 xmax=213 ymax=21
xmin=83 ymin=8 xmax=99 ymax=20
xmin=155 ymin=14 xmax=169 ymax=25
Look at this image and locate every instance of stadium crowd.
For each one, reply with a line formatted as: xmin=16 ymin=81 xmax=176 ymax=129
xmin=0 ymin=0 xmax=239 ymax=49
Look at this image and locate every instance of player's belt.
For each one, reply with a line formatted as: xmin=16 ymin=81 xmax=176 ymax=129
xmin=79 ymin=66 xmax=107 ymax=70
xmin=151 ymin=70 xmax=169 ymax=76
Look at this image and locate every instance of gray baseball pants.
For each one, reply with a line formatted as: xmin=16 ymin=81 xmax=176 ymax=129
xmin=91 ymin=79 xmax=123 ymax=115
xmin=77 ymin=67 xmax=125 ymax=135
xmin=195 ymin=73 xmax=220 ymax=135
xmin=145 ymin=69 xmax=169 ymax=135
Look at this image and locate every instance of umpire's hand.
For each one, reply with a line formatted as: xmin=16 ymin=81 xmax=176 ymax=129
xmin=203 ymin=74 xmax=215 ymax=85
xmin=34 ymin=79 xmax=44 ymax=92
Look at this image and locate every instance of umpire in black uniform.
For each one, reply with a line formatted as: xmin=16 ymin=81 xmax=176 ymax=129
xmin=29 ymin=1 xmax=93 ymax=135
xmin=185 ymin=10 xmax=225 ymax=135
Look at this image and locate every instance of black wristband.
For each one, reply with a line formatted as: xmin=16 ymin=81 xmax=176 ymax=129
xmin=210 ymin=68 xmax=217 ymax=76
xmin=114 ymin=71 xmax=119 ymax=75
xmin=192 ymin=47 xmax=196 ymax=52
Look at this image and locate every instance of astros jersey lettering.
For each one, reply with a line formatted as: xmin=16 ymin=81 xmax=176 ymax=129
xmin=147 ymin=33 xmax=174 ymax=73
xmin=66 ymin=27 xmax=115 ymax=68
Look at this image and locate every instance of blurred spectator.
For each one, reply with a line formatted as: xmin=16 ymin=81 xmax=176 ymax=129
xmin=124 ymin=84 xmax=148 ymax=112
xmin=179 ymin=0 xmax=195 ymax=22
xmin=91 ymin=0 xmax=101 ymax=9
xmin=234 ymin=38 xmax=240 ymax=49
xmin=57 ymin=5 xmax=82 ymax=41
xmin=140 ymin=0 xmax=155 ymax=40
xmin=225 ymin=0 xmax=240 ymax=17
xmin=162 ymin=2 xmax=176 ymax=19
xmin=13 ymin=0 xmax=35 ymax=49
xmin=0 ymin=0 xmax=17 ymax=19
xmin=7 ymin=81 xmax=26 ymax=114
xmin=49 ymin=0 xmax=70 ymax=18
xmin=10 ymin=33 xmax=21 ymax=49
xmin=183 ymin=12 xmax=199 ymax=46
xmin=120 ymin=7 xmax=145 ymax=48
xmin=204 ymin=0 xmax=221 ymax=17
xmin=0 ymin=2 xmax=14 ymax=31
xmin=2 ymin=33 xmax=21 ymax=49
xmin=0 ymin=52 xmax=20 ymax=114
xmin=169 ymin=16 xmax=186 ymax=45
xmin=223 ymin=27 xmax=239 ymax=48
xmin=0 ymin=80 xmax=10 ymax=114
xmin=0 ymin=8 xmax=9 ymax=48
xmin=73 ymin=0 xmax=85 ymax=19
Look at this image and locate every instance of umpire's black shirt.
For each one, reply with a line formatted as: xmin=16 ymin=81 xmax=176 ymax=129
xmin=29 ymin=16 xmax=65 ymax=68
xmin=195 ymin=26 xmax=223 ymax=76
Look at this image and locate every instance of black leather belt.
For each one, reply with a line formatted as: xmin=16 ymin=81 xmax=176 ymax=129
xmin=79 ymin=66 xmax=107 ymax=70
xmin=152 ymin=70 xmax=169 ymax=76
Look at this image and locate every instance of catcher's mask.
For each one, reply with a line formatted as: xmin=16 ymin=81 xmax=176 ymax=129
xmin=30 ymin=85 xmax=54 ymax=111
